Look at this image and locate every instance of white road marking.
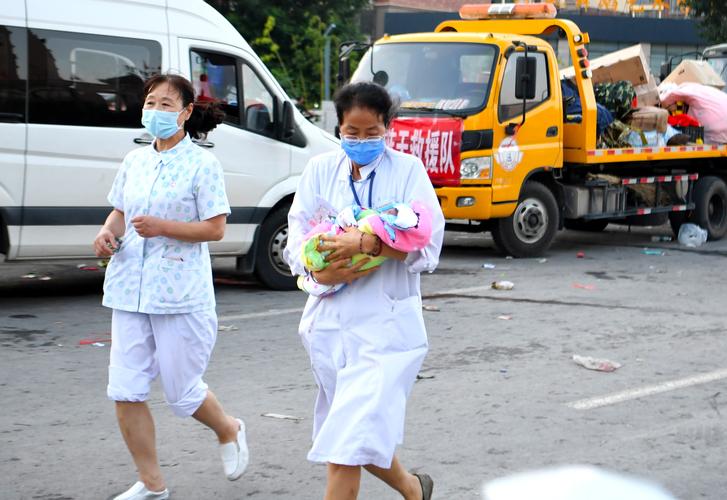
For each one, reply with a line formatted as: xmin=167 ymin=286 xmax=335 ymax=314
xmin=426 ymin=285 xmax=494 ymax=295
xmin=216 ymin=285 xmax=495 ymax=323
xmin=218 ymin=307 xmax=304 ymax=322
xmin=567 ymin=368 xmax=727 ymax=410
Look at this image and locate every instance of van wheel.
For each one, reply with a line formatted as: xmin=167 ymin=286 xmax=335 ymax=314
xmin=564 ymin=219 xmax=609 ymax=232
xmin=693 ymin=176 xmax=727 ymax=240
xmin=491 ymin=181 xmax=559 ymax=258
xmin=254 ymin=204 xmax=297 ymax=290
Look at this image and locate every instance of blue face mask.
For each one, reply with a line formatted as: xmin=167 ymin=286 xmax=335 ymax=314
xmin=141 ymin=109 xmax=182 ymax=139
xmin=341 ymin=137 xmax=386 ymax=166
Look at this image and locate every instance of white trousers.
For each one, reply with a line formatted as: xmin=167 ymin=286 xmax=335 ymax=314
xmin=107 ymin=308 xmax=217 ymax=417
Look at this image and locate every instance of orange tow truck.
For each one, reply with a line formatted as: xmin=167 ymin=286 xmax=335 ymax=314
xmin=342 ymin=2 xmax=727 ymax=256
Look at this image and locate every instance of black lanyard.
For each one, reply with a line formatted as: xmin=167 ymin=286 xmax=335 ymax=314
xmin=349 ymin=170 xmax=376 ymax=208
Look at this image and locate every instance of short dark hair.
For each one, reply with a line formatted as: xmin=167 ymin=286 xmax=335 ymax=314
xmin=143 ymin=73 xmax=225 ymax=139
xmin=333 ymin=82 xmax=395 ymax=127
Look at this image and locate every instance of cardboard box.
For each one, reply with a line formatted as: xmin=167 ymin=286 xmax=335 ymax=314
xmin=662 ymin=60 xmax=726 ymax=89
xmin=628 ymin=106 xmax=668 ymax=133
xmin=634 ymin=74 xmax=660 ymax=107
xmin=561 ymin=44 xmax=650 ymax=86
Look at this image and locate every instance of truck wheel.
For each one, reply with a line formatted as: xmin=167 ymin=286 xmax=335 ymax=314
xmin=254 ymin=204 xmax=297 ymax=290
xmin=693 ymin=176 xmax=727 ymax=240
xmin=564 ymin=219 xmax=609 ymax=232
xmin=491 ymin=181 xmax=559 ymax=258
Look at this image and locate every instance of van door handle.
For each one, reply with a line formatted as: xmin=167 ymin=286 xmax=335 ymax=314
xmin=133 ymin=135 xmax=153 ymax=145
xmin=546 ymin=126 xmax=558 ymax=137
xmin=133 ymin=136 xmax=215 ymax=148
xmin=0 ymin=112 xmax=24 ymax=123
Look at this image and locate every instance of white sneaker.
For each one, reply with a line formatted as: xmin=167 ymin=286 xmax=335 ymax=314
xmin=113 ymin=481 xmax=169 ymax=500
xmin=219 ymin=418 xmax=249 ymax=480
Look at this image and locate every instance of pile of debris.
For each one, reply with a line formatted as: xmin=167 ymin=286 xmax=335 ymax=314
xmin=562 ymin=44 xmax=727 ymax=147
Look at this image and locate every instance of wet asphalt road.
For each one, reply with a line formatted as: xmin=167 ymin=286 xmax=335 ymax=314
xmin=1 ymin=226 xmax=726 ymax=500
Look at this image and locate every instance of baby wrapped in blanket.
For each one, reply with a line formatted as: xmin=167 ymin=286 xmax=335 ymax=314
xmin=298 ymin=201 xmax=432 ymax=297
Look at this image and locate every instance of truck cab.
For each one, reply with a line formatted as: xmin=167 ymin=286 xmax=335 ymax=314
xmin=703 ymin=43 xmax=727 ymax=89
xmin=350 ymin=4 xmax=572 ymax=256
xmin=660 ymin=43 xmax=727 ymax=92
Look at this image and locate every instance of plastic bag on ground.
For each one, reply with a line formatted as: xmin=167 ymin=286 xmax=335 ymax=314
xmin=572 ymin=354 xmax=621 ymax=372
xmin=492 ymin=280 xmax=515 ymax=290
xmin=678 ymin=223 xmax=708 ymax=247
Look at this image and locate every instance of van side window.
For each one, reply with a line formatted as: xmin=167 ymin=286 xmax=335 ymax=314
xmin=242 ymin=64 xmax=275 ymax=137
xmin=0 ymin=25 xmax=27 ymax=123
xmin=27 ymin=29 xmax=161 ymax=127
xmin=498 ymin=51 xmax=550 ymax=122
xmin=190 ymin=50 xmax=240 ymax=125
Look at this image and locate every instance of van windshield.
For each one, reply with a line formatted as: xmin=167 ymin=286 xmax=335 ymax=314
xmin=351 ymin=42 xmax=497 ymax=115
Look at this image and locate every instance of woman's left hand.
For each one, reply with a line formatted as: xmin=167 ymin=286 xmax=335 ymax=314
xmin=319 ymin=227 xmax=366 ymax=262
xmin=131 ymin=215 xmax=167 ymax=238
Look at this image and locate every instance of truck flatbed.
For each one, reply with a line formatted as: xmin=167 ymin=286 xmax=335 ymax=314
xmin=571 ymin=143 xmax=727 ymax=164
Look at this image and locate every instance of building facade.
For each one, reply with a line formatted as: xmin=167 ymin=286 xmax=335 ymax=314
xmin=371 ymin=0 xmax=707 ymax=77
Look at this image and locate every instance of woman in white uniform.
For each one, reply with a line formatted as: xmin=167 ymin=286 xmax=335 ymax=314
xmin=93 ymin=74 xmax=248 ymax=500
xmin=284 ymin=82 xmax=445 ymax=500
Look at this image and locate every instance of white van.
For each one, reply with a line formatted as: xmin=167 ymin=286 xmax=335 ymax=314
xmin=0 ymin=0 xmax=337 ymax=289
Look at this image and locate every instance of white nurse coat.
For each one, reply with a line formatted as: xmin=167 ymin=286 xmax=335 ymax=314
xmin=284 ymin=147 xmax=445 ymax=468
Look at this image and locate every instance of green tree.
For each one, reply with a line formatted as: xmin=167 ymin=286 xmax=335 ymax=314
xmin=205 ymin=0 xmax=369 ymax=104
xmin=684 ymin=0 xmax=727 ymax=44
xmin=251 ymin=16 xmax=295 ymax=93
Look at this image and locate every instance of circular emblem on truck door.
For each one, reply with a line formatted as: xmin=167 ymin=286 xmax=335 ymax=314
xmin=495 ymin=137 xmax=523 ymax=172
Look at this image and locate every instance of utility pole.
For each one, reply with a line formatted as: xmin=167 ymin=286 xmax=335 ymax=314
xmin=323 ymin=23 xmax=336 ymax=101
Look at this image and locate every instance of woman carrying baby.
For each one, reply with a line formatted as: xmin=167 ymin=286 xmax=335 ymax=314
xmin=283 ymin=82 xmax=445 ymax=500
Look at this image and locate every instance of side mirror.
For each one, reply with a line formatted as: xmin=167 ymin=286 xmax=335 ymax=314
xmin=660 ymin=61 xmax=670 ymax=82
xmin=282 ymin=100 xmax=295 ymax=140
xmin=338 ymin=57 xmax=351 ymax=87
xmin=373 ymin=70 xmax=389 ymax=87
xmin=515 ymin=56 xmax=537 ymax=100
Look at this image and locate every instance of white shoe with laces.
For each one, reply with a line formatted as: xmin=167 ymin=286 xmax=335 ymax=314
xmin=113 ymin=481 xmax=169 ymax=500
xmin=219 ymin=418 xmax=249 ymax=480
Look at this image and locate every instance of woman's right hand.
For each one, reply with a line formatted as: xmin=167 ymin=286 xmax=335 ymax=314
xmin=312 ymin=257 xmax=377 ymax=286
xmin=94 ymin=227 xmax=118 ymax=257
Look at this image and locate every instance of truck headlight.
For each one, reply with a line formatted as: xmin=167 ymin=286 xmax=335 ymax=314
xmin=460 ymin=156 xmax=492 ymax=180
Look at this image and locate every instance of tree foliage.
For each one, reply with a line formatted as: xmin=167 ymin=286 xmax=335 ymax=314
xmin=684 ymin=0 xmax=727 ymax=44
xmin=205 ymin=0 xmax=369 ymax=104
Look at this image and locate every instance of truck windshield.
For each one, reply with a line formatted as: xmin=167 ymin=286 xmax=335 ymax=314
xmin=352 ymin=42 xmax=497 ymax=115
xmin=707 ymin=57 xmax=727 ymax=83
